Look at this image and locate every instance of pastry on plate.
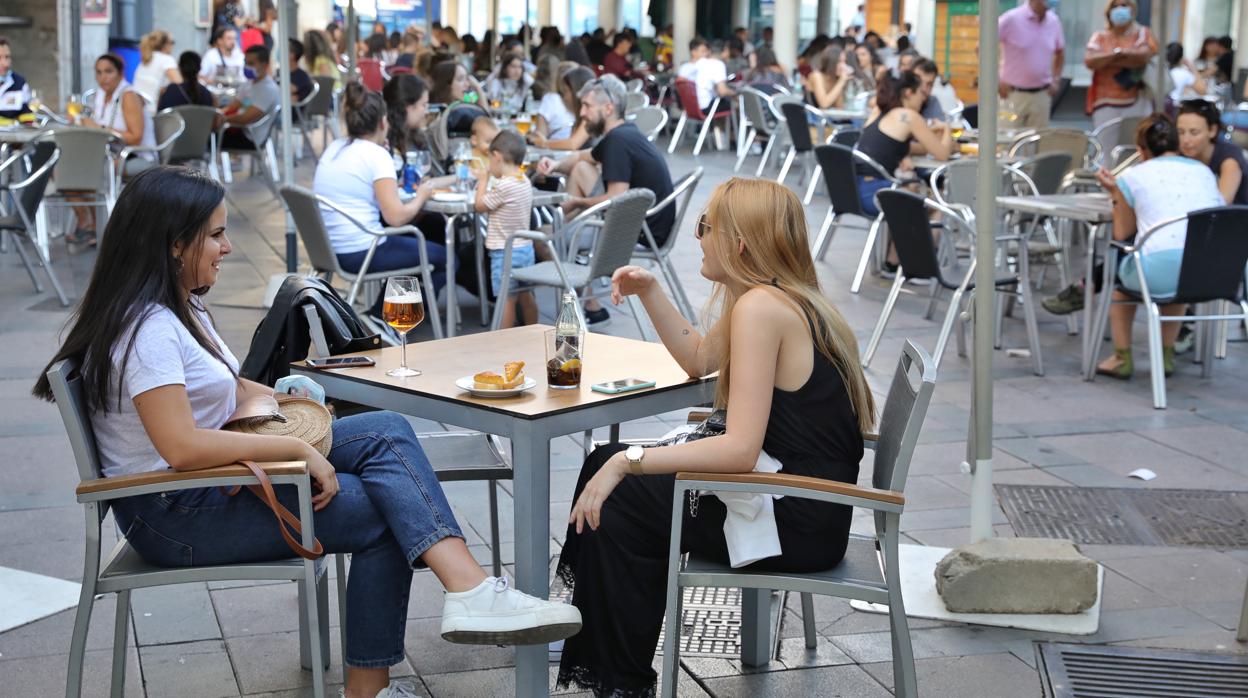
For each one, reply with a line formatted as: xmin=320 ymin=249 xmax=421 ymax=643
xmin=474 ymin=361 xmax=525 ymax=390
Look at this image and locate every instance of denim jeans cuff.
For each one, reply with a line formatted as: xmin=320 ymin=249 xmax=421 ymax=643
xmin=405 ymin=525 xmax=464 ymax=569
xmin=345 ymin=652 xmax=407 ymax=669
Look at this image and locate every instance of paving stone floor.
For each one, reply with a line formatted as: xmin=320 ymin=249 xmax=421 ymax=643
xmin=1 ymin=124 xmax=1245 ymax=697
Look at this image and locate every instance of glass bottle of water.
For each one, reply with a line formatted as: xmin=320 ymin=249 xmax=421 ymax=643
xmin=554 ymin=292 xmax=583 ymax=357
xmin=454 ymin=141 xmax=472 ymax=193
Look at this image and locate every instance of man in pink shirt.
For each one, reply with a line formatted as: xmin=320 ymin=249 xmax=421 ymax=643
xmin=998 ymin=0 xmax=1065 ymax=128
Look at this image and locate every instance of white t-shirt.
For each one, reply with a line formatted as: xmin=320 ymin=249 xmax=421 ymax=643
xmin=538 ymin=92 xmax=575 ymax=140
xmin=92 ymin=304 xmax=239 ymax=478
xmin=1167 ymin=66 xmax=1199 ymax=102
xmin=314 ymin=137 xmax=397 ymax=255
xmin=200 ymin=47 xmax=245 ymax=80
xmin=683 ymin=57 xmax=727 ymax=110
xmin=1117 ymin=154 xmax=1224 ymax=256
xmin=133 ymin=52 xmax=178 ymax=114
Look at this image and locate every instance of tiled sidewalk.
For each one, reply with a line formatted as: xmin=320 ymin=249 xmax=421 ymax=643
xmin=0 ymin=140 xmax=1245 ymax=697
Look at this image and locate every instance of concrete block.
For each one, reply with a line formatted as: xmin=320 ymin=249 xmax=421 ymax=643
xmin=935 ymin=538 xmax=1098 ymax=614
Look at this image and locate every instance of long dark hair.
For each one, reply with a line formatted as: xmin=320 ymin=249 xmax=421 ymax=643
xmin=177 ymin=51 xmax=205 ymax=103
xmin=341 ymin=82 xmax=386 ymax=140
xmin=383 ymin=73 xmax=429 ymax=153
xmin=429 ymin=60 xmax=461 ymax=103
xmin=875 ymin=71 xmax=921 ymax=114
xmin=33 ymin=167 xmax=231 ymax=412
xmin=1136 ymin=113 xmax=1179 ymax=156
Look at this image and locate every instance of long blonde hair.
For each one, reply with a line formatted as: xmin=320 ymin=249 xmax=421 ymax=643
xmin=703 ymin=178 xmax=875 ymax=433
xmin=140 ymin=30 xmax=172 ymax=65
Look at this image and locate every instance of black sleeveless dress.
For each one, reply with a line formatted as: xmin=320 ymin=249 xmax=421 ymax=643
xmin=555 ymin=318 xmax=864 ymax=697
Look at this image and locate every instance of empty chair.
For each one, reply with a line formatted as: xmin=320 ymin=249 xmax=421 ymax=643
xmin=862 ymin=189 xmax=1044 ymax=375
xmin=46 ymin=358 xmax=343 ymax=698
xmin=830 ymin=128 xmax=861 ymax=147
xmin=632 ymin=168 xmax=702 ymax=321
xmin=667 ymin=78 xmax=731 ymax=156
xmin=810 ymin=143 xmax=883 ymax=267
xmin=279 ymin=184 xmax=445 ymax=337
xmin=660 ymin=339 xmax=938 ymax=698
xmin=734 ymin=86 xmax=782 ymax=175
xmin=775 ymin=98 xmax=819 ymax=192
xmin=492 ymin=189 xmax=656 ymax=336
xmin=624 ymin=90 xmax=648 ymax=115
xmin=163 ymin=105 xmax=221 ymax=178
xmin=629 ymin=105 xmax=668 ymax=142
xmin=1087 ymin=205 xmax=1248 ymax=408
xmin=1008 ymin=127 xmax=1103 ymax=191
xmin=41 ymin=126 xmax=117 ymax=239
xmin=114 ymin=110 xmax=185 ymax=192
xmin=0 ymin=141 xmax=68 ymax=305
xmin=306 ymin=76 xmax=340 ymax=150
xmin=1089 ymin=115 xmax=1143 ymax=168
xmin=291 ymin=79 xmax=323 ymax=160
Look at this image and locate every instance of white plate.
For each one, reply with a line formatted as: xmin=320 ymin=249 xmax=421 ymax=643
xmin=454 ymin=375 xmax=537 ymax=398
xmin=433 ymin=192 xmax=468 ymax=203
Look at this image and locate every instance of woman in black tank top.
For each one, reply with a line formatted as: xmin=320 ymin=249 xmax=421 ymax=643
xmin=556 ymin=178 xmax=875 ymax=697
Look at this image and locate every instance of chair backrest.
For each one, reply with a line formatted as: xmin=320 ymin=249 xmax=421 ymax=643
xmin=1017 ymin=151 xmax=1073 ymax=196
xmin=11 ymin=141 xmax=59 ymax=221
xmin=1172 ymin=205 xmax=1248 ymax=304
xmin=279 ymin=184 xmax=342 ymax=275
xmin=1091 ymin=115 xmax=1142 ymax=148
xmin=166 ymin=105 xmax=219 ymax=162
xmin=779 ymin=100 xmax=814 ymax=152
xmin=814 ymin=144 xmax=865 ymax=217
xmin=1009 ymin=127 xmax=1101 ymax=168
xmin=587 ymin=189 xmax=657 ymax=279
xmin=673 ymin=78 xmax=705 ymax=120
xmin=630 ymin=106 xmax=668 ymax=142
xmin=45 ymin=359 xmax=105 ymax=486
xmin=358 ymin=59 xmax=386 ymax=92
xmin=294 ymin=79 xmax=322 ymax=111
xmin=152 ymin=110 xmax=186 ymax=163
xmin=739 ymin=87 xmax=774 ymax=137
xmin=624 ymin=91 xmax=648 ymax=115
xmin=830 ymin=128 xmax=861 ymax=147
xmin=49 ymin=127 xmax=114 ymax=193
xmin=307 ymin=77 xmax=336 ymax=117
xmin=645 ymin=167 xmax=702 ymax=253
xmin=871 ymin=339 xmax=937 ymax=493
xmin=876 ymin=189 xmax=943 ymax=280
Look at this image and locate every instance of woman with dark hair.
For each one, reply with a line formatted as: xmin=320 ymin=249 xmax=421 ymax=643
xmin=1093 ymin=114 xmax=1224 ymax=378
xmin=383 ymin=73 xmax=431 ymax=156
xmin=803 ymin=45 xmax=852 ymax=109
xmin=849 ymin=41 xmax=885 ymax=92
xmin=1165 ymin=43 xmax=1208 ymax=116
xmin=744 ymin=47 xmax=789 ymax=93
xmin=158 ymin=52 xmax=216 ymax=110
xmin=854 ymin=72 xmax=952 ymax=215
xmin=69 ymin=53 xmax=158 ymax=244
xmin=1176 ymin=100 xmax=1248 ymax=204
xmin=429 ymin=60 xmax=487 ymax=134
xmin=482 ymin=53 xmax=533 ymax=112
xmin=364 ymin=34 xmax=388 ymax=61
xmin=530 ymin=64 xmax=594 ymax=149
xmin=316 ymin=83 xmax=456 ymax=314
xmin=33 ymin=165 xmax=581 ymax=698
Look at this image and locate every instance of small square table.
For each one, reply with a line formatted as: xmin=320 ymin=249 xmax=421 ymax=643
xmin=290 ymin=325 xmax=716 ymax=697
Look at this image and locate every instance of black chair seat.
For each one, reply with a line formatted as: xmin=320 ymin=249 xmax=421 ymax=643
xmin=0 ymin=213 xmax=23 ymax=231
xmin=933 ymin=271 xmax=1019 ymax=291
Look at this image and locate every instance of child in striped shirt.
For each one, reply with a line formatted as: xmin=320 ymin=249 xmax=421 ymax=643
xmin=474 ymin=129 xmax=537 ymax=328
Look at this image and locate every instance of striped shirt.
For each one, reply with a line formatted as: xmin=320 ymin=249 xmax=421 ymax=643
xmin=481 ymin=175 xmax=534 ymax=250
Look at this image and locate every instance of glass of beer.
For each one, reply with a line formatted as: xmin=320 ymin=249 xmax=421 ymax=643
xmin=382 ymin=276 xmax=426 ymax=377
xmin=515 ymin=113 xmax=532 ymax=136
xmin=67 ymin=93 xmax=83 ymax=121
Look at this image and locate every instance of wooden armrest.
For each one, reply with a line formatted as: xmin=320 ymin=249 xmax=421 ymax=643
xmin=675 ymin=471 xmax=904 ymax=506
xmin=686 ymin=410 xmax=712 ymax=425
xmin=76 ymin=461 xmax=308 ymax=498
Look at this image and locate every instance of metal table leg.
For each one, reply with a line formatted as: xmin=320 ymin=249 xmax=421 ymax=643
xmin=511 ymin=419 xmax=553 ymax=698
xmin=444 ymin=214 xmax=459 ymax=337
xmin=740 ymin=588 xmax=771 ymax=667
xmin=1080 ymin=222 xmax=1100 ymax=378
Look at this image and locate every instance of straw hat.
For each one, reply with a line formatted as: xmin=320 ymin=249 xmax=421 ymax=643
xmin=223 ymin=394 xmax=333 ymax=456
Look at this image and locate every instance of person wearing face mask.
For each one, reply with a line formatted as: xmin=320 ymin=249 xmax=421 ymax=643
xmin=218 ymin=44 xmax=280 ymax=152
xmin=998 ymin=0 xmax=1065 ymax=128
xmin=1085 ymin=0 xmax=1158 ymax=152
xmin=0 ymin=36 xmax=31 ymax=120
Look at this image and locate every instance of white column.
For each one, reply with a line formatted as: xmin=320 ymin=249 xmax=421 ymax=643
xmin=1237 ymin=0 xmax=1248 ymax=71
xmin=599 ymin=0 xmax=619 ymax=32
xmin=772 ymin=0 xmax=799 ymax=74
xmin=673 ymin=0 xmax=695 ymax=65
xmin=915 ymin=0 xmax=935 ymax=57
xmin=538 ymin=0 xmax=552 ymax=26
xmin=732 ymin=0 xmax=750 ymax=32
xmin=552 ymin=0 xmax=569 ymax=35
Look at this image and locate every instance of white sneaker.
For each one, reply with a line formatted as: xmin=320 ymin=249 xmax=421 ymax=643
xmin=440 ymin=576 xmax=582 ymax=645
xmin=337 ymin=680 xmax=423 ymax=698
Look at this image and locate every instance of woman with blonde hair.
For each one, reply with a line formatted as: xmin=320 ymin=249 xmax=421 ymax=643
xmin=303 ymin=29 xmax=341 ymax=89
xmin=133 ymin=29 xmax=181 ymax=114
xmin=555 ymin=178 xmax=875 ymax=697
xmin=529 ymin=64 xmax=594 ymax=149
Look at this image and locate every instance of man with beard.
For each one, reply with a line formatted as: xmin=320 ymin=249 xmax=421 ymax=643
xmin=535 ymin=74 xmax=674 ymax=326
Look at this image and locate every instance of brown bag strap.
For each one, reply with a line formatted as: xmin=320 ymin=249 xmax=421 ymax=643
xmin=228 ymin=460 xmax=325 ymax=560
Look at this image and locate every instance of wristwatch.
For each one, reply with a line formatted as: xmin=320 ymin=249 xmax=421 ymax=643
xmin=625 ymin=445 xmax=645 ymax=475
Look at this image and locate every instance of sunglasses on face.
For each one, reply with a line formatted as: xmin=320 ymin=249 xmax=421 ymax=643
xmin=695 ymin=214 xmax=712 ymax=239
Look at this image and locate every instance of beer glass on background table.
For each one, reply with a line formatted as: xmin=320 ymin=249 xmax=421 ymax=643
xmin=382 ymin=276 xmax=426 ymax=377
xmin=515 ymin=113 xmax=532 ymax=136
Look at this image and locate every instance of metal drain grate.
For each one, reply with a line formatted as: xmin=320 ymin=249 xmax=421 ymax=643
xmin=551 ymin=585 xmax=743 ymax=658
xmin=1037 ymin=642 xmax=1248 ymax=697
xmin=996 ymin=485 xmax=1248 ymax=548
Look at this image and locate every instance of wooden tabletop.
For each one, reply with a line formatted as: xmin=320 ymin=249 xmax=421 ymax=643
xmin=295 ymin=325 xmax=714 ymax=419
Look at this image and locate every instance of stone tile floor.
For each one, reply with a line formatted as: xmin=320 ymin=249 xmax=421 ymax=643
xmin=0 ymin=127 xmax=1245 ymax=697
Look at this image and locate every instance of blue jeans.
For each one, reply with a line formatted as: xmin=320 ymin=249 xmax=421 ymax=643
xmin=336 ymin=235 xmax=451 ymax=296
xmin=111 ymin=411 xmax=463 ymax=668
xmin=489 ymin=244 xmax=535 ymax=295
xmin=857 ymin=176 xmax=892 ymax=217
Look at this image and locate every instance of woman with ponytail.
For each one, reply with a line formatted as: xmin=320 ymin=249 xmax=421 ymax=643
xmin=133 ymin=30 xmax=180 ymax=113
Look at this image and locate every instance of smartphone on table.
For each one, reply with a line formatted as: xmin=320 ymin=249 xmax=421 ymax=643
xmin=591 ymin=378 xmax=657 ymax=394
xmin=306 ymin=356 xmax=376 ymax=369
